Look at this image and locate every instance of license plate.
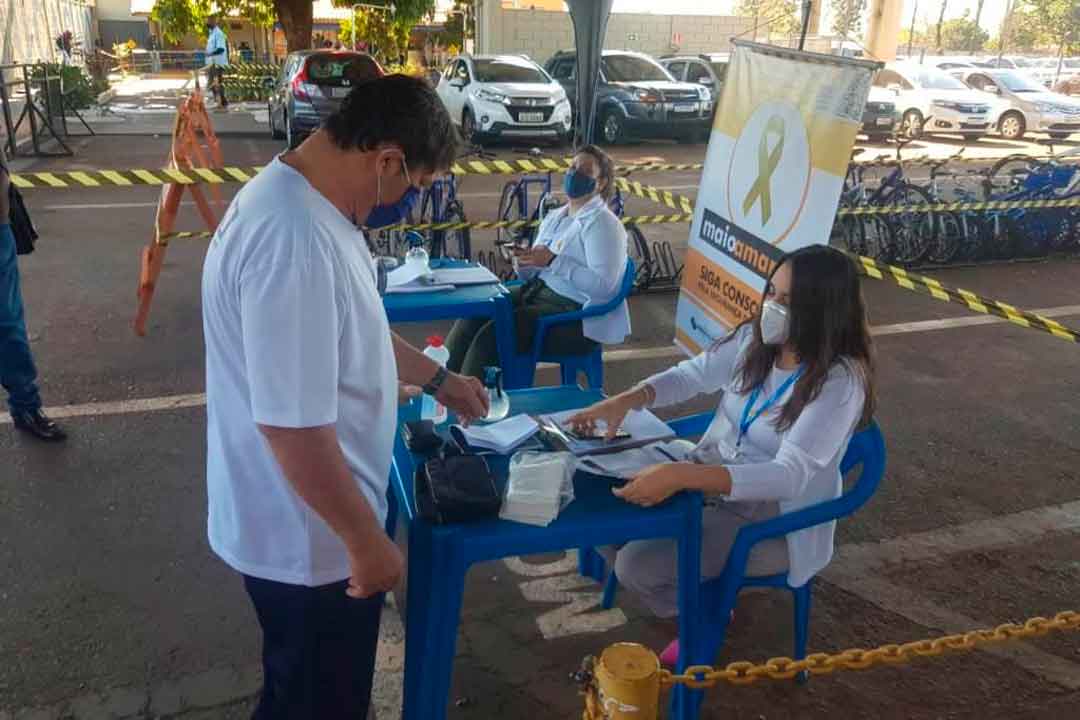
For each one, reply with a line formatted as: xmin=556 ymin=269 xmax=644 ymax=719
xmin=331 ymin=87 xmax=350 ymax=98
xmin=674 ymin=102 xmax=698 ymax=113
xmin=875 ymin=117 xmax=893 ymax=126
xmin=967 ymin=117 xmax=985 ymax=123
xmin=519 ymin=112 xmax=544 ymax=123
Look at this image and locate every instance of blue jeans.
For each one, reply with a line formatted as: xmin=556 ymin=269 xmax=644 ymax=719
xmin=0 ymin=224 xmax=40 ymax=414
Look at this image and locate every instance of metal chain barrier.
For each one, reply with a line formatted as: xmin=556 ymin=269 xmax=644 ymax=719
xmin=579 ymin=610 xmax=1080 ymax=719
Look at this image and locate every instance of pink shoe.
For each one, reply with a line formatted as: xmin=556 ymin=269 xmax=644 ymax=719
xmin=659 ymin=638 xmax=680 ymax=666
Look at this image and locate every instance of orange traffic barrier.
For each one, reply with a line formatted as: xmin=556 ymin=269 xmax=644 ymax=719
xmin=134 ymin=87 xmax=224 ymax=336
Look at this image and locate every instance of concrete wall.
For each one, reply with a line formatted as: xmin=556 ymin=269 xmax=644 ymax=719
xmin=478 ymin=4 xmax=754 ymax=64
xmin=97 ymin=0 xmax=141 ymax=22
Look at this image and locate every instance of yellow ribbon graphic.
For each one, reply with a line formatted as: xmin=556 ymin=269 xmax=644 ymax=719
xmin=742 ymin=115 xmax=786 ymax=225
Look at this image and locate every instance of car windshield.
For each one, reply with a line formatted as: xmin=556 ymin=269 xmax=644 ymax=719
xmin=602 ymin=54 xmax=672 ymax=82
xmin=304 ymin=54 xmax=380 ymax=86
xmin=996 ymin=71 xmax=1045 ymax=92
xmin=907 ymin=66 xmax=968 ymax=90
xmin=473 ymin=59 xmax=548 ymax=84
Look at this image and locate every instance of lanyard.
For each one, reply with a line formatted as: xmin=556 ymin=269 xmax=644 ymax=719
xmin=737 ymin=367 xmax=804 ymax=447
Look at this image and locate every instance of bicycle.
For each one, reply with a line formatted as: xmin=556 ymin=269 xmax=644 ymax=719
xmin=832 ymin=148 xmax=897 ymax=263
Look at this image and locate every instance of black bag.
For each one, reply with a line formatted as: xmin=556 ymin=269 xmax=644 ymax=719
xmin=415 ymin=453 xmax=501 ymax=525
xmin=9 ymin=184 xmax=37 ymax=255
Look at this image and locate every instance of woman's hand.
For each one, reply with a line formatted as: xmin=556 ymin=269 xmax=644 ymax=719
xmin=515 ymin=245 xmax=556 ymax=268
xmin=613 ymin=463 xmax=688 ymax=507
xmin=567 ymin=393 xmax=636 ymax=440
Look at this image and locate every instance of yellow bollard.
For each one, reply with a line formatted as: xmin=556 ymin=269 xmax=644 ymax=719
xmin=592 ymin=643 xmax=662 ymax=719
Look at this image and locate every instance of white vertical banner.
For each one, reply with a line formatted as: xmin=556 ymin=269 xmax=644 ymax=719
xmin=674 ymin=41 xmax=880 ymax=355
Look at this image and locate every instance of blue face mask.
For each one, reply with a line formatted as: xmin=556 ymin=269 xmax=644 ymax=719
xmin=365 ymin=158 xmax=420 ymax=229
xmin=563 ymin=169 xmax=597 ymax=199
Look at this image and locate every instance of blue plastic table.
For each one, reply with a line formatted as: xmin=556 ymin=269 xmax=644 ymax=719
xmin=390 ymin=385 xmax=704 ymax=720
xmin=382 ymin=264 xmax=526 ymax=388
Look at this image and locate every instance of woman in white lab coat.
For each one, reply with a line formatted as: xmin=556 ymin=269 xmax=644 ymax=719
xmin=569 ymin=244 xmax=876 ymax=665
xmin=445 ymin=145 xmax=631 ymax=378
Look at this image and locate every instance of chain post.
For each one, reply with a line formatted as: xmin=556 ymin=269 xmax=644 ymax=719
xmin=591 ymin=643 xmax=663 ymax=719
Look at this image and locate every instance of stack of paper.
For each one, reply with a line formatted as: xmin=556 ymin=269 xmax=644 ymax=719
xmin=499 ymin=451 xmax=576 ymax=526
xmin=385 ymin=263 xmax=454 ymax=294
xmin=453 ymin=414 xmax=539 ymax=454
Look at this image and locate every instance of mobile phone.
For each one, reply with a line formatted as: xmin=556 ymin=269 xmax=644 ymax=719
xmin=566 ymin=427 xmax=631 ymax=442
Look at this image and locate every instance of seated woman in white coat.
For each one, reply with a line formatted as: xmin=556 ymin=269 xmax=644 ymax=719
xmin=568 ymin=244 xmax=876 ymax=665
xmin=445 ymin=145 xmax=631 ymax=378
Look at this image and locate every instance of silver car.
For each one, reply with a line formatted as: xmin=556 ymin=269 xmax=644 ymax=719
xmin=959 ymin=68 xmax=1080 ymax=140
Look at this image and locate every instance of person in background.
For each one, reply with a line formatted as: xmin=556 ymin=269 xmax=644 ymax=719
xmin=0 ymin=155 xmax=65 ymax=441
xmin=569 ymin=245 xmax=875 ymax=666
xmin=204 ymin=17 xmax=228 ymax=109
xmin=201 ymin=75 xmax=487 ymax=720
xmin=445 ymin=145 xmax=631 ymax=378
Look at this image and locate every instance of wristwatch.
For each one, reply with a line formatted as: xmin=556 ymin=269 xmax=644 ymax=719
xmin=422 ymin=365 xmax=449 ymax=396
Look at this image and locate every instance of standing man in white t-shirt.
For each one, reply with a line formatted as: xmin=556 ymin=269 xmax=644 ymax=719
xmin=201 ymin=74 xmax=488 ymax=720
xmin=204 ymin=17 xmax=228 ymax=109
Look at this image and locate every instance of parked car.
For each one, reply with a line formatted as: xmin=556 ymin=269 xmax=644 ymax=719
xmin=861 ymin=86 xmax=899 ymax=142
xmin=545 ymin=49 xmax=712 ymax=144
xmin=268 ymin=50 xmax=383 ymax=149
xmin=958 ymin=68 xmax=1080 ymax=140
xmin=873 ymin=62 xmax=993 ymax=140
xmin=660 ymin=53 xmax=727 ymax=123
xmin=435 ymin=54 xmax=572 ymax=145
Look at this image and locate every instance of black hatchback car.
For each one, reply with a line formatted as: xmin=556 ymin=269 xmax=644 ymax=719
xmin=268 ymin=50 xmax=383 ymax=148
xmin=545 ymin=49 xmax=712 ymax=144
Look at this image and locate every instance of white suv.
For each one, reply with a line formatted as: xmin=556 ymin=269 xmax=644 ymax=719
xmin=436 ymin=54 xmax=572 ymax=145
xmin=875 ymin=62 xmax=994 ymax=140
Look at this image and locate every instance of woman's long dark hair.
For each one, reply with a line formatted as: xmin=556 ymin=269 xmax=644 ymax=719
xmin=718 ymin=245 xmax=876 ymax=431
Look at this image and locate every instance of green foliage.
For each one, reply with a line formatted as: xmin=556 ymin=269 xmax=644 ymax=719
xmin=938 ymin=15 xmax=988 ymax=51
xmin=830 ymin=0 xmax=865 ymax=39
xmin=735 ymin=0 xmax=801 ymax=39
xmin=150 ymin=0 xmax=276 ymax=46
xmin=31 ymin=64 xmax=99 ymax=110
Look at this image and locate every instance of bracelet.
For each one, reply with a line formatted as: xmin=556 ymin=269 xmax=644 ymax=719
xmin=422 ymin=365 xmax=449 ymax=396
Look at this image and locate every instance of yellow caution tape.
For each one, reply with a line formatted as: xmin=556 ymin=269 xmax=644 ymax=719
xmin=852 ymin=153 xmax=1066 ymax=168
xmin=157 ymin=213 xmax=693 ymax=243
xmin=10 ymin=167 xmax=265 ymax=189
xmin=837 ymin=195 xmax=1080 ymax=216
xmin=847 ymin=251 xmax=1079 ymax=343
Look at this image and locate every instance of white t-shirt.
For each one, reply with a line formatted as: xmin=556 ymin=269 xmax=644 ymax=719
xmin=201 ymin=156 xmax=398 ymax=587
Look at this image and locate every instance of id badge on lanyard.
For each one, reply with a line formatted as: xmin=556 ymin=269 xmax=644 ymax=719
xmin=548 ymin=213 xmax=572 ymax=254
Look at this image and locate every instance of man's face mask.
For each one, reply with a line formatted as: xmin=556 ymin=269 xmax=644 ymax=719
xmin=365 ymin=155 xmax=420 ymax=229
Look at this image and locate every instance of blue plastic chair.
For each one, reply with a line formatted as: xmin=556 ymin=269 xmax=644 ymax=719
xmin=597 ymin=418 xmax=886 ymax=713
xmin=513 ymin=257 xmax=635 ymax=390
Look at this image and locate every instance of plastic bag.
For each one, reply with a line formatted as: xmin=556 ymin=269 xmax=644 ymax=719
xmin=499 ymin=451 xmax=576 ymax=526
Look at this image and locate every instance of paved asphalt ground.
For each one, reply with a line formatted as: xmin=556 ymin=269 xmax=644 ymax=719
xmin=1 ymin=105 xmax=1079 ymax=720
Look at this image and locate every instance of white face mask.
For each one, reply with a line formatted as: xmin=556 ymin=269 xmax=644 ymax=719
xmin=759 ymin=299 xmax=790 ymax=346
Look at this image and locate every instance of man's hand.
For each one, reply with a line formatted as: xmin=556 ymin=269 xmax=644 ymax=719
xmin=436 ymin=371 xmax=488 ymax=424
xmin=346 ymin=531 xmax=404 ymax=599
xmin=515 ymin=245 xmax=556 ymax=268
xmin=397 ymin=383 xmax=421 ymax=406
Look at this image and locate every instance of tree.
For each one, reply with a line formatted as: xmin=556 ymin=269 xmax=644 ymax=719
xmin=331 ymin=0 xmax=435 ymax=62
xmin=970 ymin=0 xmax=986 ymax=51
xmin=151 ymin=0 xmax=283 ymax=48
xmin=830 ymin=0 xmax=865 ymax=38
xmin=991 ymin=7 xmax=1042 ymax=52
xmin=939 ymin=14 xmax=988 ymax=51
xmin=1025 ymin=0 xmax=1080 ymax=56
xmin=934 ymin=0 xmax=948 ymax=52
xmin=735 ymin=0 xmax=800 ymax=41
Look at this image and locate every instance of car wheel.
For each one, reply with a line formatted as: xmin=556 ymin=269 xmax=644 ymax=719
xmin=462 ymin=108 xmax=479 ymax=146
xmin=998 ymin=111 xmax=1026 ymax=140
xmin=270 ymin=103 xmax=285 ymax=140
xmin=902 ymin=109 xmax=924 ymax=138
xmin=600 ymin=111 xmax=624 ymax=145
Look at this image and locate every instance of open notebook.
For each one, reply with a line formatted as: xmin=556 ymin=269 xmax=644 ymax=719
xmin=451 ymin=414 xmax=540 ymax=454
